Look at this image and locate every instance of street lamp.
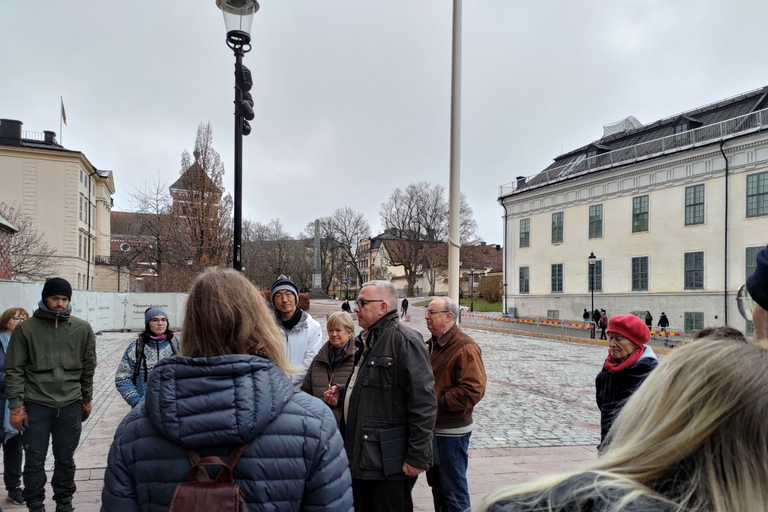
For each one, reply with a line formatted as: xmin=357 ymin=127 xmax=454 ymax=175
xmin=470 ymin=267 xmax=475 ymax=312
xmin=216 ymin=0 xmax=259 ymax=271
xmin=588 ymin=252 xmax=596 ymax=339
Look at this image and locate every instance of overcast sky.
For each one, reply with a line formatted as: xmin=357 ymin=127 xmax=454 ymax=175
xmin=2 ymin=1 xmax=767 ymax=244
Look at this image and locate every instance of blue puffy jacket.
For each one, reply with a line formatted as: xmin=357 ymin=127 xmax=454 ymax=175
xmin=101 ymin=354 xmax=353 ymax=512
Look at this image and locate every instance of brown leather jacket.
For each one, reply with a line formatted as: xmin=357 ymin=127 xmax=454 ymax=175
xmin=428 ymin=323 xmax=486 ymax=430
xmin=300 ymin=340 xmax=355 ymax=426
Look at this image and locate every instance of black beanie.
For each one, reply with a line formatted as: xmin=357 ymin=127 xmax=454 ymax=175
xmin=747 ymin=246 xmax=768 ymax=311
xmin=270 ymin=275 xmax=299 ymax=306
xmin=42 ymin=277 xmax=72 ymax=300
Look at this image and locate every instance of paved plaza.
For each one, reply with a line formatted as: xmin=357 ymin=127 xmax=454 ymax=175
xmin=1 ymin=299 xmax=616 ymax=511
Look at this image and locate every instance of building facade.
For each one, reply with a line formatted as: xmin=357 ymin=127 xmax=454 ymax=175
xmin=0 ymin=215 xmax=18 ymax=280
xmin=498 ymin=87 xmax=768 ymax=333
xmin=0 ymin=119 xmax=115 ymax=289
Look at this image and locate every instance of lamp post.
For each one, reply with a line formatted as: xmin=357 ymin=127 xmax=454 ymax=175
xmin=470 ymin=267 xmax=475 ymax=312
xmin=588 ymin=252 xmax=596 ymax=339
xmin=216 ymin=0 xmax=259 ymax=271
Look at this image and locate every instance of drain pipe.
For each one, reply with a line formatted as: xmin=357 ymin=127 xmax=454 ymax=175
xmin=720 ymin=140 xmax=729 ymax=325
xmin=499 ymin=199 xmax=509 ymax=316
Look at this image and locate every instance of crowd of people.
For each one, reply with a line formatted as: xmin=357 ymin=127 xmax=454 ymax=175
xmin=0 ymin=244 xmax=766 ymax=511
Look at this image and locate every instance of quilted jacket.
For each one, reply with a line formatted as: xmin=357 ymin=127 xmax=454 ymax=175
xmin=101 ymin=354 xmax=353 ymax=512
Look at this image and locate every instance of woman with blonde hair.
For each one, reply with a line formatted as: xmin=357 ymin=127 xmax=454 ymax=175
xmin=102 ymin=267 xmax=353 ymax=511
xmin=301 ymin=311 xmax=356 ymax=427
xmin=479 ymin=337 xmax=768 ymax=512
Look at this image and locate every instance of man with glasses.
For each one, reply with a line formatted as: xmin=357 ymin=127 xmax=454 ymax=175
xmin=741 ymin=246 xmax=768 ymax=339
xmin=326 ymin=280 xmax=436 ymax=512
xmin=5 ymin=278 xmax=97 ymax=512
xmin=424 ymin=297 xmax=486 ymax=512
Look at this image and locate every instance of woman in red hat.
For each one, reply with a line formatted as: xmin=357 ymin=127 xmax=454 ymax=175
xmin=595 ymin=314 xmax=658 ymax=451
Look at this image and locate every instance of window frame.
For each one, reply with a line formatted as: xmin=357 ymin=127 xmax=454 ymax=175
xmin=684 ymin=251 xmax=704 ymax=290
xmin=519 ymin=266 xmax=530 ymax=294
xmin=588 ymin=204 xmax=603 ymax=239
xmin=746 ymin=246 xmax=762 ymax=280
xmin=631 ymin=256 xmax=649 ymax=291
xmin=551 ymin=263 xmax=563 ymax=293
xmin=684 ymin=312 xmax=704 ymax=332
xmin=551 ymin=212 xmax=564 ymax=244
xmin=684 ymin=184 xmax=705 ymax=226
xmin=519 ymin=218 xmax=530 ymax=248
xmin=746 ymin=171 xmax=768 ymax=218
xmin=632 ymin=195 xmax=649 ymax=233
xmin=588 ymin=260 xmax=603 ymax=292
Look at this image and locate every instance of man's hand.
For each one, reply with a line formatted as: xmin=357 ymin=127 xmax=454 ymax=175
xmin=9 ymin=407 xmax=29 ymax=432
xmin=81 ymin=402 xmax=92 ymax=421
xmin=323 ymin=386 xmax=339 ymax=406
xmin=402 ymin=462 xmax=424 ymax=476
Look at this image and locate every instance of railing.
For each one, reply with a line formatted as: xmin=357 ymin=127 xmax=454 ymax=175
xmin=94 ymin=255 xmax=110 ymax=265
xmin=499 ymin=107 xmax=768 ymax=197
xmin=21 ymin=130 xmax=45 ymax=141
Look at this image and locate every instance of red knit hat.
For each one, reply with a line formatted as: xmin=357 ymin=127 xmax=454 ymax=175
xmin=606 ymin=315 xmax=650 ymax=347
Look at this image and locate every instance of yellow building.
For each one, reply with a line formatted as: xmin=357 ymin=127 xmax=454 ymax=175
xmin=498 ymin=87 xmax=768 ymax=333
xmin=0 ymin=119 xmax=115 ymax=290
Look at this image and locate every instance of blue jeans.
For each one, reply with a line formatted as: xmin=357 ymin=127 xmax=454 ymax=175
xmin=426 ymin=433 xmax=471 ymax=512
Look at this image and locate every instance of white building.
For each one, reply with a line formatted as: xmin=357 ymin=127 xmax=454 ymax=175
xmin=498 ymin=86 xmax=768 ymax=334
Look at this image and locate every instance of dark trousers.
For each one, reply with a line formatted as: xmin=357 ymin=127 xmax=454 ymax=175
xmin=426 ymin=433 xmax=471 ymax=512
xmin=22 ymin=401 xmax=81 ymax=508
xmin=599 ymin=326 xmax=607 ymax=340
xmin=352 ymin=477 xmax=416 ymax=512
xmin=3 ymin=432 xmax=23 ymax=491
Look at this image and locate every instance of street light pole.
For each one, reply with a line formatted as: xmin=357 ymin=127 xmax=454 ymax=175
xmin=588 ymin=252 xmax=596 ymax=339
xmin=217 ymin=0 xmax=258 ymax=271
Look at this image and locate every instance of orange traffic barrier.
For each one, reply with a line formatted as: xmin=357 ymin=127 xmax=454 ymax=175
xmin=540 ymin=319 xmax=562 ymax=326
xmin=651 ymin=329 xmax=681 ymax=337
xmin=568 ymin=322 xmax=592 ymax=329
xmin=516 ymin=318 xmax=536 ymax=324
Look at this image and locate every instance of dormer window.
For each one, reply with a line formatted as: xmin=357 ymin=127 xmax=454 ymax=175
xmin=675 ymin=123 xmax=688 ymax=141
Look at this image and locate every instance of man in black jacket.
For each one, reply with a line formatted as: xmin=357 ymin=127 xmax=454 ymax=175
xmin=326 ymin=280 xmax=436 ymax=512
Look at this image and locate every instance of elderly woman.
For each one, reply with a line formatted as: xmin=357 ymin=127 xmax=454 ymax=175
xmin=595 ymin=314 xmax=658 ymax=451
xmin=114 ymin=306 xmax=180 ymax=407
xmin=479 ymin=338 xmax=768 ymax=511
xmin=102 ymin=268 xmax=352 ymax=511
xmin=0 ymin=308 xmax=27 ymax=506
xmin=301 ymin=311 xmax=356 ymax=427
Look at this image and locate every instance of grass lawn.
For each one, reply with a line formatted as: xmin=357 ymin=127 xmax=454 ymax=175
xmin=412 ymin=298 xmax=502 ymax=312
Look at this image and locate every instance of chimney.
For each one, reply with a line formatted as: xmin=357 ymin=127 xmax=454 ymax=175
xmin=0 ymin=119 xmax=22 ymax=147
xmin=43 ymin=131 xmax=58 ymax=145
xmin=515 ymin=176 xmax=526 ymax=189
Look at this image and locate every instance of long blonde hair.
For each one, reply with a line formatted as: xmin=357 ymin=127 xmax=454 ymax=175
xmin=479 ymin=338 xmax=768 ymax=512
xmin=181 ymin=267 xmax=295 ymax=376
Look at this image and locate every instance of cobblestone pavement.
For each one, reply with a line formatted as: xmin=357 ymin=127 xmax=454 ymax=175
xmin=2 ymin=300 xmax=612 ymax=511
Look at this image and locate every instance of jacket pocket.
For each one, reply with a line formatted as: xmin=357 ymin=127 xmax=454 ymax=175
xmin=361 ymin=356 xmax=393 ymax=390
xmin=359 ymin=427 xmax=382 ymax=471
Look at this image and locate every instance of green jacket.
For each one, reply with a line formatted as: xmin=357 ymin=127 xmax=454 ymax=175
xmin=4 ymin=307 xmax=97 ymax=409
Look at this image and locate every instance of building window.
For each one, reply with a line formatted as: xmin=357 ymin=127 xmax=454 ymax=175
xmin=547 ymin=310 xmax=560 ymax=320
xmin=746 ymin=246 xmax=763 ymax=279
xmin=551 ymin=212 xmax=563 ymax=244
xmin=632 ymin=256 xmax=649 ymax=291
xmin=519 ymin=218 xmax=530 ymax=248
xmin=747 ymin=171 xmax=768 ymax=218
xmin=684 ymin=251 xmax=704 ymax=289
xmin=78 ymin=235 xmax=82 ymax=259
xmin=632 ymin=195 xmax=649 ymax=232
xmin=588 ymin=260 xmax=602 ymax=292
xmin=551 ymin=263 xmax=563 ymax=293
xmin=519 ymin=266 xmax=530 ymax=294
xmin=674 ymin=123 xmax=688 ymax=141
xmin=684 ymin=312 xmax=704 ymax=332
xmin=589 ymin=204 xmax=603 ymax=239
xmin=79 ymin=195 xmax=84 ymax=221
xmin=684 ymin=185 xmax=705 ymax=225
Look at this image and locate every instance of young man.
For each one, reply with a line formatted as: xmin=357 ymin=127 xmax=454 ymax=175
xmin=5 ymin=278 xmax=97 ymax=512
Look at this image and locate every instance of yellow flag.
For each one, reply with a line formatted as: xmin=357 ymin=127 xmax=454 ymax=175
xmin=61 ymin=98 xmax=67 ymax=126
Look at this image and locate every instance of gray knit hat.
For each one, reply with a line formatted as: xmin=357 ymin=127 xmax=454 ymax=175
xmin=144 ymin=307 xmax=168 ymax=327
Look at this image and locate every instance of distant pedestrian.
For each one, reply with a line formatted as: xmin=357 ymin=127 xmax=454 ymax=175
xmin=341 ymin=299 xmax=351 ymax=313
xmin=114 ymin=307 xmax=180 ymax=408
xmin=644 ymin=311 xmax=653 ymax=330
xmin=657 ymin=312 xmax=670 ymax=346
xmin=596 ymin=315 xmax=658 ymax=452
xmin=401 ymin=297 xmax=409 ymax=318
xmin=5 ymin=278 xmax=97 ymax=512
xmin=599 ymin=310 xmax=608 ymax=340
xmin=101 ymin=268 xmax=353 ymax=511
xmin=425 ymin=297 xmax=486 ymax=512
xmin=583 ymin=309 xmax=590 ymax=322
xmin=592 ymin=309 xmax=601 ymax=339
xmin=0 ymin=308 xmax=28 ymax=507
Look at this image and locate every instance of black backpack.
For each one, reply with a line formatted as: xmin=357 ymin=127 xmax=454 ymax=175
xmin=131 ymin=335 xmax=180 ymax=384
xmin=168 ymin=444 xmax=250 ymax=512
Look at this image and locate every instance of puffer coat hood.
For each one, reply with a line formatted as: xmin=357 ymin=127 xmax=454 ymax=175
xmin=102 ymin=354 xmax=353 ymax=512
xmin=145 ymin=354 xmax=294 ymax=449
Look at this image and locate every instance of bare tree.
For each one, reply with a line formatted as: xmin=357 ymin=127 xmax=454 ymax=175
xmin=328 ymin=206 xmax=371 ymax=285
xmin=0 ymin=202 xmax=59 ymax=282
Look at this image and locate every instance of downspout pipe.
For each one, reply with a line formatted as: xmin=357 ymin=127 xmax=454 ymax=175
xmin=720 ymin=140 xmax=729 ymax=325
xmin=499 ymin=199 xmax=509 ymax=316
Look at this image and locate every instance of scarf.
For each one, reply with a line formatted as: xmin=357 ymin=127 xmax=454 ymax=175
xmin=279 ymin=308 xmax=303 ymax=331
xmin=150 ymin=334 xmax=168 ymax=342
xmin=329 ymin=339 xmax=352 ymax=367
xmin=603 ymin=346 xmax=644 ymax=373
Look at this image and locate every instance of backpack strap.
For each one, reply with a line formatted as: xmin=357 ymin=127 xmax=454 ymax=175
xmin=185 ymin=443 xmax=250 ymax=484
xmin=131 ymin=337 xmax=146 ymax=384
xmin=170 ymin=336 xmax=180 ymax=355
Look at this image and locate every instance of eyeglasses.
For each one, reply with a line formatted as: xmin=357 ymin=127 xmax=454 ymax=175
xmin=425 ymin=310 xmax=450 ymax=317
xmin=11 ymin=317 xmax=25 ymax=322
xmin=355 ymin=299 xmax=383 ymax=308
xmin=149 ymin=317 xmax=168 ymax=324
xmin=737 ymin=284 xmax=756 ymax=322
